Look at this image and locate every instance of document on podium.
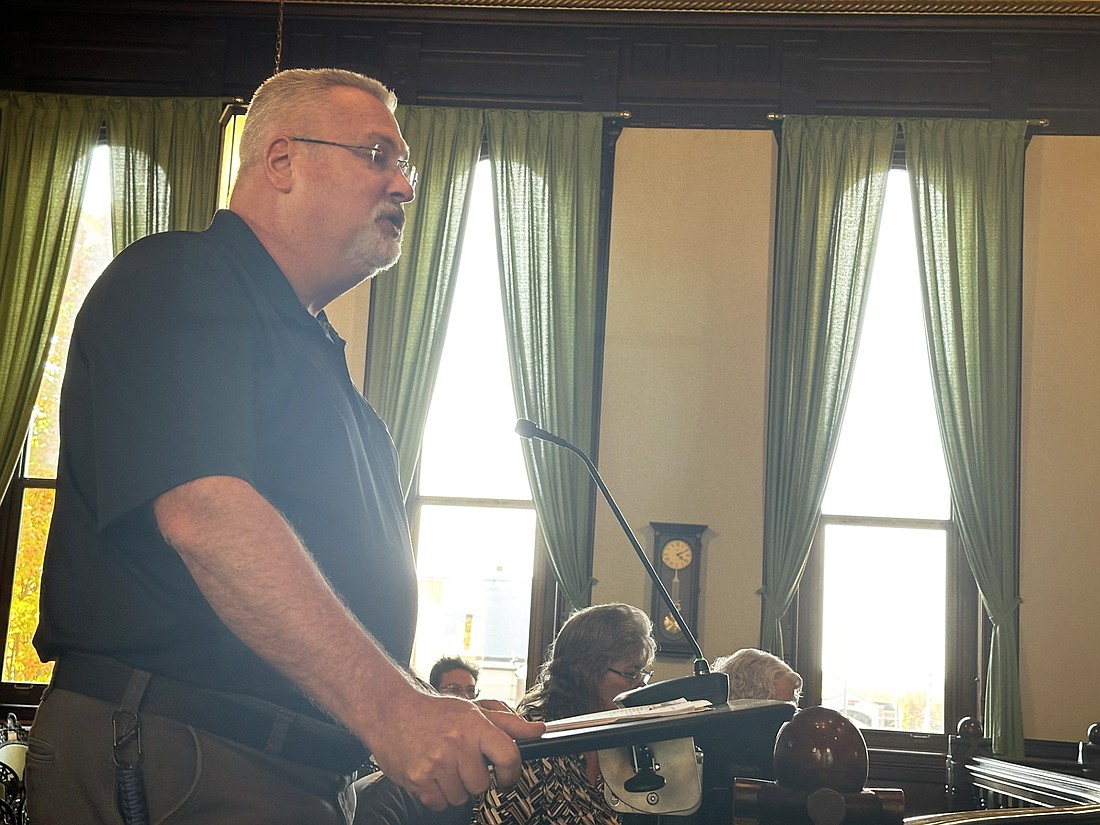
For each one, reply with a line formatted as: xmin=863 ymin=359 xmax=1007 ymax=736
xmin=542 ymin=698 xmax=715 ymax=733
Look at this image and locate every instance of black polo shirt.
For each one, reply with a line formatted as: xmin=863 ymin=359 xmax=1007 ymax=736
xmin=34 ymin=210 xmax=417 ymax=720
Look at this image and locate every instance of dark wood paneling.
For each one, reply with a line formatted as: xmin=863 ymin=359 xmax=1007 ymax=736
xmin=3 ymin=2 xmax=1100 ymax=132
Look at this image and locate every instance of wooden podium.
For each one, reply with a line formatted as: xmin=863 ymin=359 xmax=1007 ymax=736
xmin=518 ymin=700 xmax=797 ymax=824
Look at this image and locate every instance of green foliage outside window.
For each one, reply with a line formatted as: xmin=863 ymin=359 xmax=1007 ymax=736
xmin=4 ymin=490 xmax=54 ymax=684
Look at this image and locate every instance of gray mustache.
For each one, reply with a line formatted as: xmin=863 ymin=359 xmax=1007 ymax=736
xmin=377 ymin=208 xmax=405 ymax=231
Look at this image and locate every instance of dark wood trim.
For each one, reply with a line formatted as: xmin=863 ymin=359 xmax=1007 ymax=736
xmin=299 ymin=0 xmax=1100 ymax=14
xmin=5 ymin=3 xmax=1100 ymax=132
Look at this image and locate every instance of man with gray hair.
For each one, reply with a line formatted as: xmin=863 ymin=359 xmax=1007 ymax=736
xmin=27 ymin=68 xmax=540 ymax=824
xmin=713 ymin=648 xmax=803 ymax=703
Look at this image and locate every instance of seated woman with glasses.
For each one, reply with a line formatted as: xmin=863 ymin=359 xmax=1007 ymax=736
xmin=473 ymin=602 xmax=657 ymax=825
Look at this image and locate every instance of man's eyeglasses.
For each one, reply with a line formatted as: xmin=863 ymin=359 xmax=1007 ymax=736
xmin=608 ymin=667 xmax=652 ymax=686
xmin=439 ymin=684 xmax=479 ymax=699
xmin=289 ymin=136 xmax=418 ymax=189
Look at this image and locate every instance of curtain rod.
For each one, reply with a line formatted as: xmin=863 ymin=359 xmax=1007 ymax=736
xmin=766 ymin=112 xmax=1050 ymax=127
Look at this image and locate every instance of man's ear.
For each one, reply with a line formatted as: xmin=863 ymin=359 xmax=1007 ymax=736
xmin=265 ymin=136 xmax=295 ymax=193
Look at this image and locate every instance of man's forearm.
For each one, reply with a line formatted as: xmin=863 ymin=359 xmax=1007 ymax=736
xmin=153 ymin=474 xmax=415 ymax=749
xmin=153 ymin=474 xmax=543 ymax=810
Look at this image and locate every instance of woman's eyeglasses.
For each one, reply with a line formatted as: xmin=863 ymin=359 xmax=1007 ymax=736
xmin=607 ymin=667 xmax=653 ymax=685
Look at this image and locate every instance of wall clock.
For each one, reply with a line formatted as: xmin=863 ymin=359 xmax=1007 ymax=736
xmin=649 ymin=522 xmax=706 ymax=658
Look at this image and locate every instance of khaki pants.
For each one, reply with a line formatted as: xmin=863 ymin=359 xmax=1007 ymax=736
xmin=25 ymin=687 xmax=355 ymax=825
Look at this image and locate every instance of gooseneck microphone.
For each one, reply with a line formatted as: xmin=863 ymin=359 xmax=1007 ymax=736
xmin=516 ymin=418 xmax=729 ymax=706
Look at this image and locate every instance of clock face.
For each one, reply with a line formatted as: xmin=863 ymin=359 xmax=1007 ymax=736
xmin=660 ymin=539 xmax=693 ymax=570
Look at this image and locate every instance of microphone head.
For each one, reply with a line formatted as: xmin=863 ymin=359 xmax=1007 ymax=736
xmin=515 ymin=418 xmax=540 ymax=439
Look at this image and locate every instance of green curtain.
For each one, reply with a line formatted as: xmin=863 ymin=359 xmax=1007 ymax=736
xmin=903 ymin=118 xmax=1026 ymax=757
xmin=486 ymin=110 xmax=604 ymax=611
xmin=0 ymin=92 xmax=105 ymax=495
xmin=106 ymin=96 xmax=223 ymax=252
xmin=760 ymin=116 xmax=896 ymax=656
xmin=365 ymin=106 xmax=484 ymax=501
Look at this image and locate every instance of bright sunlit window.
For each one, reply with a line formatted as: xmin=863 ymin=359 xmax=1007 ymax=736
xmin=2 ymin=144 xmax=112 ymax=687
xmin=409 ymin=160 xmax=537 ymax=706
xmin=816 ymin=169 xmax=953 ymax=733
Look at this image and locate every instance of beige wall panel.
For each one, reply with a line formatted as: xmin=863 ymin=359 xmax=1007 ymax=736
xmin=593 ymin=128 xmax=776 ymax=681
xmin=326 ymin=278 xmax=372 ymax=392
xmin=1020 ymin=135 xmax=1100 ymax=742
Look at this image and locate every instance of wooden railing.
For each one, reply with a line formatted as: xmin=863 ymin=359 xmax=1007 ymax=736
xmin=727 ymin=713 xmax=1100 ymax=825
xmin=906 ymin=805 xmax=1100 ymax=825
xmin=903 ymin=719 xmax=1100 ymax=825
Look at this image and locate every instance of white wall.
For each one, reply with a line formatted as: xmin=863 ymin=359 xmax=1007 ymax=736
xmin=593 ymin=128 xmax=777 ymax=683
xmin=1019 ymin=135 xmax=1100 ymax=742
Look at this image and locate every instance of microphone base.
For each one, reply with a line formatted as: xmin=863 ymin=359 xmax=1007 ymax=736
xmin=615 ymin=672 xmax=730 ymax=708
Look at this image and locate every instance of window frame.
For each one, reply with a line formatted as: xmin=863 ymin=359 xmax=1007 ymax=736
xmin=791 ymin=512 xmax=983 ymax=745
xmin=783 ymin=151 xmax=987 ymax=745
xmin=406 ymin=485 xmax=555 ymax=695
xmin=0 ymin=137 xmax=113 ymax=715
xmin=0 ymin=448 xmax=50 ymax=714
xmin=400 ymin=149 xmax=555 ymax=696
xmin=401 ymin=120 xmax=620 ymax=688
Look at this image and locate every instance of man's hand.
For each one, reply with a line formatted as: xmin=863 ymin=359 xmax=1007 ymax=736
xmin=368 ymin=688 xmax=544 ymax=810
xmin=473 ymin=697 xmax=515 ymax=714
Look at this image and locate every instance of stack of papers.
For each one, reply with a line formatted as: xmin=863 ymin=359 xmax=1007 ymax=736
xmin=542 ymin=698 xmax=714 ymax=733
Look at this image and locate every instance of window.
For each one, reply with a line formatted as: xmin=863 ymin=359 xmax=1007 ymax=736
xmin=794 ymin=169 xmax=980 ymax=737
xmin=408 ymin=160 xmax=538 ymax=706
xmin=0 ymin=144 xmax=112 ymax=703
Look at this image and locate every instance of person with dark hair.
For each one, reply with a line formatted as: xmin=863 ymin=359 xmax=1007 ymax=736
xmin=430 ymin=656 xmax=480 ymax=699
xmin=25 ymin=67 xmax=540 ymax=824
xmin=473 ymin=603 xmax=657 ymax=825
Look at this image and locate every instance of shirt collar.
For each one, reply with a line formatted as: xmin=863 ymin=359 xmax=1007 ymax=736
xmin=207 ymin=209 xmax=321 ymax=329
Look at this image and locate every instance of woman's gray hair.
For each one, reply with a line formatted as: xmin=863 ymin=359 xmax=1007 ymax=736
xmin=520 ymin=603 xmax=656 ymax=722
xmin=237 ymin=68 xmax=397 ymax=170
xmin=712 ymin=648 xmax=803 ymax=701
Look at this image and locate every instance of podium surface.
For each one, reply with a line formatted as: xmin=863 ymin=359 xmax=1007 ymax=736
xmin=518 ymin=700 xmax=796 ymax=824
xmin=518 ymin=699 xmax=794 ymax=759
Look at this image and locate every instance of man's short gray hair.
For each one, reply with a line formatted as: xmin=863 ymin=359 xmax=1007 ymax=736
xmin=237 ymin=68 xmax=397 ymax=170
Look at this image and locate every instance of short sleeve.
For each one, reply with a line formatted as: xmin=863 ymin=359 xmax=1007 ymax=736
xmin=76 ymin=240 xmax=259 ymax=531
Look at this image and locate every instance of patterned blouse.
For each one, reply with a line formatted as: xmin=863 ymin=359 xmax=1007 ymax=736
xmin=473 ymin=750 xmax=621 ymax=825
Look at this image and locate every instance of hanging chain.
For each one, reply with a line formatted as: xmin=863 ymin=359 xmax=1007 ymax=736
xmin=273 ymin=0 xmax=285 ymax=73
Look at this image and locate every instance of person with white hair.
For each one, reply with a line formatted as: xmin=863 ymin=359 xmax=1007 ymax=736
xmin=713 ymin=648 xmax=803 ymax=703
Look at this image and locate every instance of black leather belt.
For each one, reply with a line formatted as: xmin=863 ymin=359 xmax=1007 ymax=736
xmin=52 ymin=654 xmax=370 ymax=775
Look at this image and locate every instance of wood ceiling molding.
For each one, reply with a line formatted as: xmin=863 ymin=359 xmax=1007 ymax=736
xmin=289 ymin=0 xmax=1100 ymax=14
